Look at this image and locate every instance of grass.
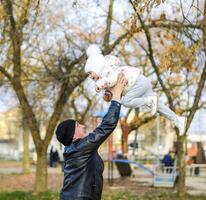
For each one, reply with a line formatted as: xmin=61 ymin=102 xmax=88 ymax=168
xmin=0 ymin=191 xmax=58 ymax=200
xmin=0 ymin=191 xmax=206 ymax=200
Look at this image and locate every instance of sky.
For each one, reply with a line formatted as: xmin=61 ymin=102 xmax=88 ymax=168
xmin=0 ymin=87 xmax=18 ymax=112
xmin=0 ymin=0 xmax=206 ymax=134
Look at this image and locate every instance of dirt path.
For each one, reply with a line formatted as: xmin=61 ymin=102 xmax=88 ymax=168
xmin=0 ymin=162 xmax=205 ymax=195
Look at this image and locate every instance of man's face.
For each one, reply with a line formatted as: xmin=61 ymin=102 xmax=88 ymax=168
xmin=88 ymin=71 xmax=99 ymax=81
xmin=73 ymin=122 xmax=86 ymax=140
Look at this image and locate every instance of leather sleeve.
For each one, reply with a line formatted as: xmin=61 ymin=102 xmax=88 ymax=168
xmin=74 ymin=100 xmax=121 ymax=152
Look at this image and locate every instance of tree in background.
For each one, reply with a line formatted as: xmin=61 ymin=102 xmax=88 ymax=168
xmin=0 ymin=0 xmax=135 ymax=192
xmin=127 ymin=0 xmax=206 ymax=196
xmin=0 ymin=0 xmax=206 ymax=195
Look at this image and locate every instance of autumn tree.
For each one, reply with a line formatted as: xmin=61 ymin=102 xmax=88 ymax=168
xmin=126 ymin=0 xmax=206 ymax=196
xmin=0 ymin=0 xmax=136 ymax=192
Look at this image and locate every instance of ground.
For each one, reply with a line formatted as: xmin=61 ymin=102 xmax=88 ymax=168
xmin=0 ymin=160 xmax=206 ymax=200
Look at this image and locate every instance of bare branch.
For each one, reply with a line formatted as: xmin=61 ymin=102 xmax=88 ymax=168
xmin=128 ymin=114 xmax=156 ymax=133
xmin=129 ymin=0 xmax=175 ymax=111
xmin=0 ymin=65 xmax=12 ymax=81
xmin=103 ymin=0 xmax=114 ymax=50
xmin=18 ymin=0 xmax=31 ymax=29
xmin=184 ymin=1 xmax=206 ymax=134
xmin=2 ymin=0 xmax=21 ymax=77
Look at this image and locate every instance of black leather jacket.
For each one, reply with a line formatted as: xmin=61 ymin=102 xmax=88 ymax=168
xmin=60 ymin=101 xmax=121 ymax=200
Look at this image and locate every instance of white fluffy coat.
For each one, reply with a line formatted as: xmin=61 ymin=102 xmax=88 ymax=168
xmin=95 ymin=65 xmax=141 ymax=96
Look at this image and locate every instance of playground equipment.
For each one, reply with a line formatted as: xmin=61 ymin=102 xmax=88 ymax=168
xmin=111 ymin=113 xmax=178 ymax=188
xmin=93 ymin=107 xmax=178 ymax=188
xmin=110 ymin=154 xmax=178 ymax=188
xmin=112 ymin=159 xmax=154 ymax=176
xmin=153 ymin=163 xmax=178 ymax=188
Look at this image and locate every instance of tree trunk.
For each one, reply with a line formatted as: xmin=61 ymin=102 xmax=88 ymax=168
xmin=0 ymin=0 xmax=129 ymax=194
xmin=120 ymin=118 xmax=129 ymax=154
xmin=35 ymin=148 xmax=48 ymax=193
xmin=22 ymin=121 xmax=30 ymax=174
xmin=177 ymin=135 xmax=187 ymax=196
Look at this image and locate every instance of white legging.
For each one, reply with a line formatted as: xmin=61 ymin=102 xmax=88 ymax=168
xmin=121 ymin=75 xmax=177 ymax=122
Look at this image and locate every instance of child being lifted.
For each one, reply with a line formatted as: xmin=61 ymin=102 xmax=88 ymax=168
xmin=85 ymin=44 xmax=186 ymax=135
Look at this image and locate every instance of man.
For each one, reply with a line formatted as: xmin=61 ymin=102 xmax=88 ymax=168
xmin=56 ymin=73 xmax=127 ymax=200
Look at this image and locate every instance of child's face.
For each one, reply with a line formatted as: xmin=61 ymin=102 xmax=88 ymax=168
xmin=88 ymin=71 xmax=99 ymax=81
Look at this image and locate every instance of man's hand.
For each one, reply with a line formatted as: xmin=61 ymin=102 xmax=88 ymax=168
xmin=108 ymin=72 xmax=127 ymax=101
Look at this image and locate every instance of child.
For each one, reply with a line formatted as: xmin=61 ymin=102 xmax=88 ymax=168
xmin=85 ymin=44 xmax=186 ymax=135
